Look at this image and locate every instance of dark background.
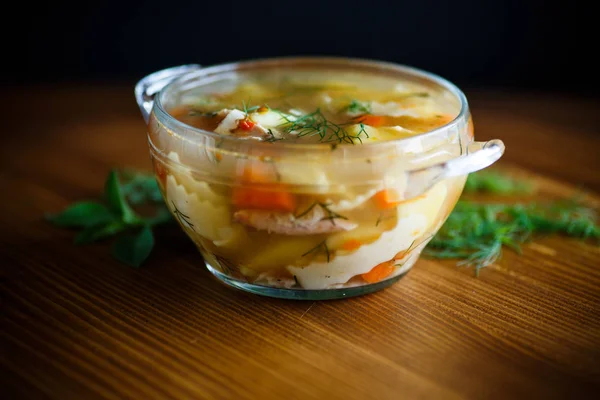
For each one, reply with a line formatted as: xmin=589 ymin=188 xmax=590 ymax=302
xmin=6 ymin=0 xmax=594 ymax=95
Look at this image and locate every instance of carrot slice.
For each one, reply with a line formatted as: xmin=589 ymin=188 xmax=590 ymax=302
xmin=373 ymin=189 xmax=427 ymax=210
xmin=394 ymin=249 xmax=410 ymax=261
xmin=239 ymin=119 xmax=255 ymax=131
xmin=232 ymin=163 xmax=296 ymax=212
xmin=342 ymin=239 xmax=362 ymax=251
xmin=362 ymin=261 xmax=394 ymax=283
xmin=373 ymin=189 xmax=402 ymax=209
xmin=358 ymin=114 xmax=384 ymax=127
xmin=232 ymin=188 xmax=296 ymax=212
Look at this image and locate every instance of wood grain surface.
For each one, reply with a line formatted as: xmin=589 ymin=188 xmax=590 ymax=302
xmin=1 ymin=86 xmax=599 ymax=400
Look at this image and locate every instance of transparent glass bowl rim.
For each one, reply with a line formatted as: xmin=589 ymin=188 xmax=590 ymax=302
xmin=151 ymin=56 xmax=470 ymax=155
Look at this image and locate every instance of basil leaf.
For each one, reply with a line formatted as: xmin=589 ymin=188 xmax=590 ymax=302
xmin=74 ymin=221 xmax=127 ymax=244
xmin=104 ymin=170 xmax=139 ymax=224
xmin=46 ymin=202 xmax=115 ymax=228
xmin=111 ymin=226 xmax=155 ymax=267
xmin=121 ymin=173 xmax=163 ymax=205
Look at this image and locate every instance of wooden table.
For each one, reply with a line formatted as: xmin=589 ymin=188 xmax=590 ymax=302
xmin=2 ymin=86 xmax=599 ymax=399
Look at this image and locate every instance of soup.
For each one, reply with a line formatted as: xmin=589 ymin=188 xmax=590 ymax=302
xmin=148 ymin=67 xmax=467 ymax=291
xmin=168 ymin=71 xmax=457 ymax=144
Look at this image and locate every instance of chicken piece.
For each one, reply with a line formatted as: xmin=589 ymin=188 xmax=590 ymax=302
xmin=233 ymin=204 xmax=357 ymax=235
xmin=213 ymin=109 xmax=283 ymax=141
xmin=214 ymin=109 xmax=246 ymax=135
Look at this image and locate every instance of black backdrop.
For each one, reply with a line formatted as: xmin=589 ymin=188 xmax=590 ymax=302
xmin=7 ymin=0 xmax=595 ymax=95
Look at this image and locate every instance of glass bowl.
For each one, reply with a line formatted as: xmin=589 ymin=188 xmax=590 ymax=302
xmin=134 ymin=57 xmax=504 ymax=300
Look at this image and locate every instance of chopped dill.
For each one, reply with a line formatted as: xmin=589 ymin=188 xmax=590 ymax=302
xmin=302 ymin=240 xmax=330 ymax=263
xmin=295 ymin=202 xmax=348 ymax=225
xmin=394 ymin=240 xmax=417 ymax=266
xmin=241 ymin=100 xmax=260 ymax=116
xmin=295 ymin=202 xmax=317 ymax=219
xmin=172 ymin=201 xmax=195 ymax=231
xmin=345 ymin=99 xmax=371 ymax=114
xmin=215 ymin=255 xmax=235 ymax=275
xmin=319 ymin=203 xmax=348 ymax=226
xmin=278 ymin=108 xmax=369 ymax=144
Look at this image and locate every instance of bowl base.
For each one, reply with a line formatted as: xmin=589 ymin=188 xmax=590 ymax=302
xmin=206 ymin=263 xmax=407 ymax=300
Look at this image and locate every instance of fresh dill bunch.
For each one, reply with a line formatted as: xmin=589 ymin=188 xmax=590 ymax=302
xmin=426 ymin=199 xmax=599 ymax=275
xmin=464 ymin=171 xmax=533 ymax=194
xmin=278 ymin=108 xmax=369 ymax=144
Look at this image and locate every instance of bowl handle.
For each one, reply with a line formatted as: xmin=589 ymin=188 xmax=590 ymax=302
xmin=134 ymin=64 xmax=202 ymax=124
xmin=404 ymin=139 xmax=505 ymax=199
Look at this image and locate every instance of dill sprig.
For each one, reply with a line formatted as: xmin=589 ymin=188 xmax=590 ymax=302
xmin=302 ymin=240 xmax=330 ymax=263
xmin=172 ymin=201 xmax=195 ymax=231
xmin=278 ymin=108 xmax=369 ymax=144
xmin=426 ymin=191 xmax=599 ymax=275
xmin=345 ymin=99 xmax=371 ymax=115
xmin=295 ymin=202 xmax=348 ymax=225
xmin=241 ymin=100 xmax=260 ymax=116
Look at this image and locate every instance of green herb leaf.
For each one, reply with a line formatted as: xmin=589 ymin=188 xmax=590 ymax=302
xmin=119 ymin=170 xmax=164 ymax=205
xmin=426 ymin=198 xmax=599 ymax=275
xmin=104 ymin=170 xmax=140 ymax=224
xmin=345 ymin=99 xmax=371 ymax=114
xmin=74 ymin=221 xmax=127 ymax=244
xmin=111 ymin=226 xmax=155 ymax=267
xmin=46 ymin=201 xmax=115 ymax=228
xmin=278 ymin=108 xmax=369 ymax=144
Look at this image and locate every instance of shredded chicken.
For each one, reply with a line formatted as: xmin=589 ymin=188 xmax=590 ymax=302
xmin=213 ymin=109 xmax=283 ymax=141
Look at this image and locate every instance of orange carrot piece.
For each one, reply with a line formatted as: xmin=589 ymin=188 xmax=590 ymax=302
xmin=373 ymin=189 xmax=427 ymax=210
xmin=238 ymin=119 xmax=255 ymax=131
xmin=394 ymin=249 xmax=410 ymax=261
xmin=362 ymin=261 xmax=394 ymax=283
xmin=232 ymin=188 xmax=296 ymax=212
xmin=358 ymin=114 xmax=384 ymax=127
xmin=342 ymin=239 xmax=362 ymax=251
xmin=232 ymin=163 xmax=296 ymax=212
xmin=373 ymin=189 xmax=402 ymax=209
